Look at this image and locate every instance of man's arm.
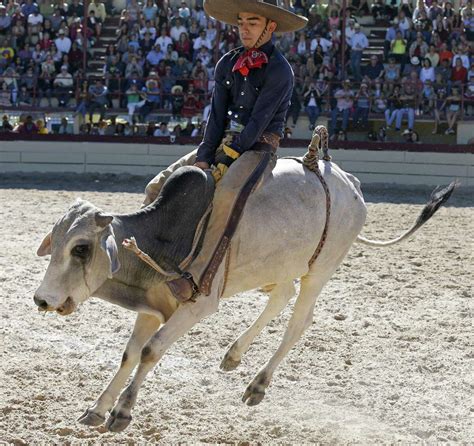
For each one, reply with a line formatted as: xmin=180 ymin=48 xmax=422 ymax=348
xmin=195 ymin=56 xmax=231 ymax=165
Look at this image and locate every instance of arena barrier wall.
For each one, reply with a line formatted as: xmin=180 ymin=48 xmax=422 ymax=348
xmin=0 ymin=138 xmax=473 ymax=186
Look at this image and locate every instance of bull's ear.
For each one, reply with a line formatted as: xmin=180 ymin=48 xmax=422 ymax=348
xmin=37 ymin=232 xmax=52 ymax=256
xmin=100 ymin=231 xmax=120 ymax=278
xmin=95 ymin=212 xmax=114 ymax=228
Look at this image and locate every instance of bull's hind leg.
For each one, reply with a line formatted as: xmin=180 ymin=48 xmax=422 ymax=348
xmin=78 ymin=313 xmax=162 ymax=426
xmin=221 ymin=281 xmax=295 ymax=371
xmin=242 ymin=270 xmax=333 ymax=406
xmin=105 ymin=292 xmax=219 ymax=432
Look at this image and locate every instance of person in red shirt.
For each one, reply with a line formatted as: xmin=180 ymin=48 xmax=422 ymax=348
xmin=451 ymin=58 xmax=467 ymax=84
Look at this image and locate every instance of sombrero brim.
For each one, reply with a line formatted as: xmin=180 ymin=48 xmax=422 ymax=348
xmin=204 ymin=0 xmax=307 ymax=33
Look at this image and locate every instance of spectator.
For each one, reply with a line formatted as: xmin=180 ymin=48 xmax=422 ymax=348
xmin=125 ymin=83 xmax=145 ymax=123
xmin=353 ymin=82 xmax=371 ymax=128
xmin=286 ymin=82 xmax=302 ymax=128
xmin=425 ymin=44 xmax=440 ymax=67
xmin=176 ymin=31 xmax=192 ymax=60
xmin=303 ymin=81 xmax=320 ymax=130
xmin=421 ymin=78 xmax=435 ymax=115
xmin=363 ymin=55 xmax=384 ymax=85
xmin=402 ymin=56 xmax=421 ymax=77
xmin=384 ymin=18 xmax=399 ymax=59
xmin=88 ymin=78 xmax=108 ymax=120
xmin=68 ymin=0 xmax=85 ymax=19
xmin=330 ymin=80 xmax=354 ymax=138
xmin=193 ymin=29 xmax=212 ymax=52
xmin=146 ymin=42 xmax=165 ymax=67
xmin=170 ymin=85 xmax=185 ymax=118
xmin=390 ymin=30 xmax=407 ymax=65
xmin=153 ymin=121 xmax=170 ymax=136
xmin=0 ymin=82 xmax=12 ymax=106
xmin=155 ymin=27 xmax=172 ymax=49
xmin=178 ymin=1 xmax=191 ymax=23
xmin=57 ymin=117 xmax=71 ymax=134
xmin=170 ymin=17 xmax=187 ymax=42
xmin=395 ymin=83 xmax=417 ymax=132
xmin=53 ymin=64 xmax=73 ymax=106
xmin=409 ymin=32 xmax=428 ymax=59
xmin=372 ymin=80 xmax=387 ymax=113
xmin=142 ymin=0 xmax=158 ymax=23
xmin=54 ymin=28 xmax=71 ymax=54
xmin=310 ymin=33 xmax=332 ymax=54
xmin=181 ymin=83 xmax=201 ymax=117
xmin=444 ymin=86 xmax=461 ymax=134
xmin=0 ymin=114 xmax=13 ymax=132
xmin=16 ymin=114 xmax=38 ymax=134
xmin=432 ymin=88 xmax=446 ymax=134
xmin=88 ymin=0 xmax=106 ymax=37
xmin=36 ymin=118 xmax=48 ymax=134
xmin=0 ymin=5 xmax=12 ymax=35
xmin=419 ymin=58 xmax=435 ymax=83
xmin=451 ymin=57 xmax=467 ymax=85
xmin=27 ymin=9 xmax=43 ymax=43
xmin=349 ymin=23 xmax=369 ymax=81
xmin=140 ymin=20 xmax=157 ymax=41
xmin=138 ymin=74 xmax=161 ymax=121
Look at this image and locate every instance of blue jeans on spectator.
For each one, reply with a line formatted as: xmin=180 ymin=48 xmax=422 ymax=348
xmin=330 ymin=107 xmax=350 ymax=135
xmin=384 ymin=109 xmax=398 ymax=127
xmin=351 ymin=50 xmax=363 ymax=81
xmin=305 ymin=105 xmax=320 ymax=129
xmin=396 ymin=107 xmax=415 ymax=130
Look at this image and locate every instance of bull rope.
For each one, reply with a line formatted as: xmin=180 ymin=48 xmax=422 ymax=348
xmin=302 ymin=125 xmax=332 ymax=268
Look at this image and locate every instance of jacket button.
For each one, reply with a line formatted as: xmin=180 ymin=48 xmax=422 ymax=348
xmin=240 ymin=92 xmax=244 ymax=95
xmin=227 ymin=111 xmax=232 ymax=115
xmin=239 ymin=105 xmax=243 ymax=109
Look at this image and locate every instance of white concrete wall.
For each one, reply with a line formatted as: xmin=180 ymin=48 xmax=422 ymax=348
xmin=0 ymin=141 xmax=472 ymax=186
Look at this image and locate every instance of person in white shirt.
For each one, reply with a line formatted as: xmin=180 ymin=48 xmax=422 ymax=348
xmin=153 ymin=121 xmax=171 ymax=137
xmin=310 ymin=34 xmax=332 ymax=53
xmin=54 ymin=29 xmax=72 ymax=54
xmin=170 ymin=18 xmax=187 ymax=42
xmin=140 ymin=21 xmax=157 ymax=41
xmin=193 ymin=30 xmax=212 ymax=51
xmin=53 ymin=65 xmax=73 ymax=106
xmin=27 ymin=10 xmax=43 ymax=38
xmin=349 ymin=23 xmax=369 ymax=81
xmin=345 ymin=19 xmax=356 ymax=46
xmin=178 ymin=1 xmax=191 ymax=21
xmin=155 ymin=28 xmax=172 ymax=50
xmin=452 ymin=50 xmax=470 ymax=69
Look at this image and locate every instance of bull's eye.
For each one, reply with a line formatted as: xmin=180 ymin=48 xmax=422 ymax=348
xmin=71 ymin=244 xmax=90 ymax=259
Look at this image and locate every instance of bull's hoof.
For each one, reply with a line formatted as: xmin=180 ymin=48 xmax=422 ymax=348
xmin=77 ymin=409 xmax=105 ymax=427
xmin=220 ymin=352 xmax=241 ymax=371
xmin=105 ymin=410 xmax=132 ymax=432
xmin=242 ymin=372 xmax=269 ymax=406
xmin=242 ymin=385 xmax=266 ymax=406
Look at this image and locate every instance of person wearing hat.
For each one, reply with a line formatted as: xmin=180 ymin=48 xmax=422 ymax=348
xmin=144 ymin=0 xmax=307 ymax=302
xmin=53 ymin=65 xmax=73 ymax=107
xmin=54 ymin=29 xmax=72 ymax=54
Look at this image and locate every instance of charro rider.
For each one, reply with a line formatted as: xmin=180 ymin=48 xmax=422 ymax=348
xmin=143 ymin=0 xmax=307 ymax=302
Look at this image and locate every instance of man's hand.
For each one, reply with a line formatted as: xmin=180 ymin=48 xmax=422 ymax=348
xmin=194 ymin=161 xmax=210 ymax=170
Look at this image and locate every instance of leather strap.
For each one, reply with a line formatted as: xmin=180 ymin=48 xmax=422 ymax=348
xmin=199 ymin=151 xmax=272 ymax=295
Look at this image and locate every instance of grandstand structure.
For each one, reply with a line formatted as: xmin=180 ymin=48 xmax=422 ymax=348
xmin=0 ymin=0 xmax=472 ymax=143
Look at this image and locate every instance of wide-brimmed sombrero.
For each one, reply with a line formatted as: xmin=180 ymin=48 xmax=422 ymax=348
xmin=204 ymin=0 xmax=307 ymax=33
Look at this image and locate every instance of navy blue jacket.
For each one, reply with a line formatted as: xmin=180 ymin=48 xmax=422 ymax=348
xmin=196 ymin=40 xmax=294 ymax=165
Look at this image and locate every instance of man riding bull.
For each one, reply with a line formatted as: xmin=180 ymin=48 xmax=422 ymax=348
xmin=143 ymin=0 xmax=307 ymax=303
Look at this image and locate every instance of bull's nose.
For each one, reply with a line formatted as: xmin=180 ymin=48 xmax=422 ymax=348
xmin=34 ymin=295 xmax=48 ymax=309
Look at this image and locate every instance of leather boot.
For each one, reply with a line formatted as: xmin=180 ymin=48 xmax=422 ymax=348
xmin=165 ymin=273 xmax=199 ymax=303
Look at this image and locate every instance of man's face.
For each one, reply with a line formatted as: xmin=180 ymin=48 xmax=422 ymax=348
xmin=237 ymin=12 xmax=276 ymax=49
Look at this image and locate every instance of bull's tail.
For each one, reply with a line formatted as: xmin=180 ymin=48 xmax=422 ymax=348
xmin=356 ymin=181 xmax=458 ymax=247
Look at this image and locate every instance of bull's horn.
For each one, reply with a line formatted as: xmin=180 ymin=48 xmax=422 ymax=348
xmin=95 ymin=212 xmax=114 ymax=228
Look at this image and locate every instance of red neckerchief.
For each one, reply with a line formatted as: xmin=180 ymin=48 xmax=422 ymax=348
xmin=232 ymin=48 xmax=269 ymax=76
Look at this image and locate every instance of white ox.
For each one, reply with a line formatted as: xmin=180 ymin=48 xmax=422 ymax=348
xmin=34 ymin=139 xmax=455 ymax=432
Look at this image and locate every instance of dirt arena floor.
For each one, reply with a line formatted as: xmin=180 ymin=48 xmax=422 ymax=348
xmin=1 ymin=173 xmax=472 ymax=445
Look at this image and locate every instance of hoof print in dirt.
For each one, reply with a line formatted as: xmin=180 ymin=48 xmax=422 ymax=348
xmin=77 ymin=409 xmax=105 ymax=427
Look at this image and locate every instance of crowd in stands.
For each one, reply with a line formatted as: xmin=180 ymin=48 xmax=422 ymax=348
xmin=0 ymin=0 xmax=472 ymax=138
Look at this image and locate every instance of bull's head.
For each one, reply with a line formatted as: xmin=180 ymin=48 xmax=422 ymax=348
xmin=34 ymin=199 xmax=120 ymax=315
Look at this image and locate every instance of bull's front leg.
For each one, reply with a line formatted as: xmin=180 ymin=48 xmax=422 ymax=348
xmin=105 ymin=293 xmax=219 ymax=432
xmin=78 ymin=313 xmax=162 ymax=426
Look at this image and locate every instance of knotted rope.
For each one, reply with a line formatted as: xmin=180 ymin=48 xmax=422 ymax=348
xmin=302 ymin=125 xmax=332 ymax=269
